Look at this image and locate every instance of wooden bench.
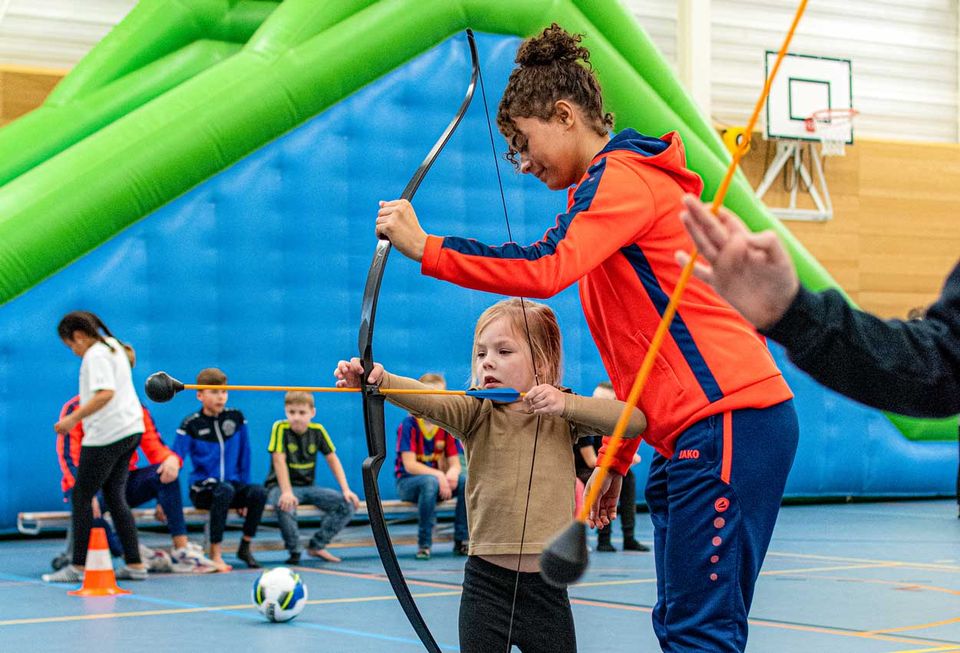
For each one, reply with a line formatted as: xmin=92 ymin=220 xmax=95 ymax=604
xmin=17 ymin=500 xmax=458 ymax=536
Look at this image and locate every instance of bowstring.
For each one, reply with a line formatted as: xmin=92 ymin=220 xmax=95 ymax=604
xmin=476 ymin=52 xmax=543 ymax=653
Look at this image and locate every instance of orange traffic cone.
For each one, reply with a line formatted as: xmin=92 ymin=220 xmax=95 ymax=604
xmin=68 ymin=527 xmax=131 ymax=596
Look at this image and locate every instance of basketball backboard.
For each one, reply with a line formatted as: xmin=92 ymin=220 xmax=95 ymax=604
xmin=764 ymin=52 xmax=853 ymax=144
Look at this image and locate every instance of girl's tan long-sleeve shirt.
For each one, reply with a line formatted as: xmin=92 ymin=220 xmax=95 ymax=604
xmin=381 ymin=373 xmax=645 ymax=557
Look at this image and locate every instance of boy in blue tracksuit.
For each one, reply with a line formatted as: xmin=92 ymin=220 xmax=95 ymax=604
xmin=174 ymin=367 xmax=266 ymax=571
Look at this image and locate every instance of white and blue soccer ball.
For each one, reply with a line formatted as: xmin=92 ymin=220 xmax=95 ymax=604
xmin=252 ymin=567 xmax=308 ymax=622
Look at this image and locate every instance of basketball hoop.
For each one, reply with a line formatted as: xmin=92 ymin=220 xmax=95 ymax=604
xmin=804 ymin=108 xmax=858 ymax=156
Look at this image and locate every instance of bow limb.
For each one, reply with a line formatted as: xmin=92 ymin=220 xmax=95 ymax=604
xmin=357 ymin=30 xmax=479 ymax=653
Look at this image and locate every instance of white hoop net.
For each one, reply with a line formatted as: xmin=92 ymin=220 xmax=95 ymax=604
xmin=807 ymin=110 xmax=856 ymax=157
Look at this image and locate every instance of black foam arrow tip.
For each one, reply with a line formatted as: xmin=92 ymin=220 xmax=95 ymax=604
xmin=539 ymin=521 xmax=588 ymax=588
xmin=145 ymin=371 xmax=184 ymax=403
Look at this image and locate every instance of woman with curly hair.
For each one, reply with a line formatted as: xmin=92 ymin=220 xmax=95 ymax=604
xmin=376 ymin=23 xmax=799 ymax=652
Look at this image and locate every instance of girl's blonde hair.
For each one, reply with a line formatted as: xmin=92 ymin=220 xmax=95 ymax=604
xmin=471 ymin=298 xmax=563 ymax=387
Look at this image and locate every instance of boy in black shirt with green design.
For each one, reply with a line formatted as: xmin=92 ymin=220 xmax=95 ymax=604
xmin=265 ymin=392 xmax=360 ymax=564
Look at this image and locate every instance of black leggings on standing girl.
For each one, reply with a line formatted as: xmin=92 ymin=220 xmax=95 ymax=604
xmin=458 ymin=556 xmax=576 ymax=653
xmin=71 ymin=433 xmax=142 ymax=566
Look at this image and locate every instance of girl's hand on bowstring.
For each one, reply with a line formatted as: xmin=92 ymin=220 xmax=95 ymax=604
xmin=334 ymin=357 xmax=385 ymax=388
xmin=524 ymin=384 xmax=566 ymax=416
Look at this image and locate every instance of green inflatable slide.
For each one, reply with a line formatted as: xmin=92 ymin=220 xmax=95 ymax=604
xmin=0 ymin=0 xmax=951 ymax=439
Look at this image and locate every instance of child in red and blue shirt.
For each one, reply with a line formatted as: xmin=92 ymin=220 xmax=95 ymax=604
xmin=394 ymin=373 xmax=467 ymax=559
xmin=55 ymin=395 xmax=215 ymax=573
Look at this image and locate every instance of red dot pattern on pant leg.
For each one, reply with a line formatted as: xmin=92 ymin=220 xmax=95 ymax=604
xmin=714 ymin=517 xmax=725 ymax=529
xmin=712 ymin=536 xmax=722 ymax=546
xmin=710 ymin=555 xmax=719 ymax=563
xmin=714 ymin=497 xmax=729 ymax=513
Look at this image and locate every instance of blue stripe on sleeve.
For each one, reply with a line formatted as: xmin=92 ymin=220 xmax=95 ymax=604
xmin=441 ymin=159 xmax=608 ymax=260
xmin=620 ymin=244 xmax=724 ymax=402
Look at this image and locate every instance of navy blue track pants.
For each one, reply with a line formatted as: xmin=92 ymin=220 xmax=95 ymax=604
xmin=645 ymin=399 xmax=799 ymax=652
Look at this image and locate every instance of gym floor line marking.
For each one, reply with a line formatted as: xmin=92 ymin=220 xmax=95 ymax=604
xmin=359 ymin=570 xmax=960 ymax=648
xmin=569 ymin=597 xmax=960 ymax=647
xmin=888 ymin=646 xmax=960 ymax=653
xmin=864 ymin=616 xmax=960 ymax=636
xmin=573 ymin=578 xmax=658 ymax=588
xmin=794 ymin=574 xmax=960 ymax=597
xmin=568 ymin=562 xmax=897 ymax=588
xmin=762 ymin=562 xmax=898 ymax=575
xmin=745 ymin=617 xmax=960 ymax=648
xmin=303 ymin=560 xmax=892 ymax=592
xmin=321 ymin=543 xmax=960 ymax=574
xmin=9 ymin=564 xmax=956 ymax=646
xmin=293 ymin=565 xmax=460 ymax=590
xmin=0 ymin=589 xmax=462 ymax=627
xmin=8 ymin=572 xmax=957 ymax=649
xmin=767 ymin=551 xmax=960 ymax=572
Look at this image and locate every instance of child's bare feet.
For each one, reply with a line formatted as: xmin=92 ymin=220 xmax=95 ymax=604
xmin=210 ymin=556 xmax=233 ymax=572
xmin=307 ymin=548 xmax=341 ymax=563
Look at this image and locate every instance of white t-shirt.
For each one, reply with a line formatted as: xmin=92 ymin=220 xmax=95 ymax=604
xmin=78 ymin=337 xmax=145 ymax=446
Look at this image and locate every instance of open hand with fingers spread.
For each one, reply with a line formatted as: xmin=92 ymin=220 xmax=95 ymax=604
xmin=676 ymin=194 xmax=800 ymax=330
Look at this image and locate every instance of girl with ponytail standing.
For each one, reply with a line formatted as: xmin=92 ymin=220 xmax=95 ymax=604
xmin=44 ymin=311 xmax=148 ymax=582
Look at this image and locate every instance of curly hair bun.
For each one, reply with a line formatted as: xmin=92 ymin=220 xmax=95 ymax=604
xmin=516 ymin=22 xmax=590 ymax=67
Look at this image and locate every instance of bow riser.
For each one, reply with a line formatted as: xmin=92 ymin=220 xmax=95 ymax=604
xmin=358 ymin=239 xmax=392 ymax=367
xmin=357 ymin=29 xmax=481 ymax=653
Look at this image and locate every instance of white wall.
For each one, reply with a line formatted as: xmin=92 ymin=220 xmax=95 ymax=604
xmin=624 ymin=0 xmax=679 ymax=68
xmin=2 ymin=0 xmax=957 ymax=141
xmin=712 ymin=0 xmax=958 ymax=142
xmin=628 ymin=0 xmax=958 ymax=142
xmin=0 ymin=0 xmax=135 ymax=69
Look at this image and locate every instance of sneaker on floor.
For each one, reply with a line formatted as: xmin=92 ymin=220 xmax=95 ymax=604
xmin=415 ymin=547 xmax=431 ymax=561
xmin=285 ymin=551 xmax=301 ymax=565
xmin=140 ymin=545 xmax=174 ymax=573
xmin=236 ymin=540 xmax=261 ymax=569
xmin=453 ymin=540 xmax=469 ymax=556
xmin=42 ymin=565 xmax=83 ymax=583
xmin=115 ymin=566 xmax=148 ymax=581
xmin=596 ymin=541 xmax=617 ymax=552
xmin=50 ymin=552 xmax=71 ymax=571
xmin=171 ymin=543 xmax=218 ymax=574
xmin=623 ymin=538 xmax=650 ymax=552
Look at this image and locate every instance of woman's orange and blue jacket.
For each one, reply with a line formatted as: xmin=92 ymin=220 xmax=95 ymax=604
xmin=421 ymin=129 xmax=793 ymax=475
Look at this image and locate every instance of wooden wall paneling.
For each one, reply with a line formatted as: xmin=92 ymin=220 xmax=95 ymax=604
xmin=0 ymin=67 xmax=63 ymax=126
xmin=735 ymin=130 xmax=958 ymax=317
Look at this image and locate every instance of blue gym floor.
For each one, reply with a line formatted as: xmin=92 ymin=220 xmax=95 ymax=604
xmin=2 ymin=501 xmax=959 ymax=652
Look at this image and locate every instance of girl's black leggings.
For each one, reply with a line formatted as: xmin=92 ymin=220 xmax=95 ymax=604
xmin=459 ymin=556 xmax=576 ymax=653
xmin=71 ymin=433 xmax=142 ymax=566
